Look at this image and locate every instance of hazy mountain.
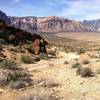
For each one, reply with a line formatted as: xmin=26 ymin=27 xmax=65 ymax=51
xmin=0 ymin=10 xmax=100 ymax=32
xmin=10 ymin=16 xmax=95 ymax=32
xmin=83 ymin=19 xmax=100 ymax=31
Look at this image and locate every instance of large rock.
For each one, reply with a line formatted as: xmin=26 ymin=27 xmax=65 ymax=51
xmin=32 ymin=34 xmax=48 ymax=55
xmin=0 ymin=69 xmax=10 ymax=85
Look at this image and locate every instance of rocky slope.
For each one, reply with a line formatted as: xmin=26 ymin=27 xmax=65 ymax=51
xmin=0 ymin=10 xmax=10 ymax=25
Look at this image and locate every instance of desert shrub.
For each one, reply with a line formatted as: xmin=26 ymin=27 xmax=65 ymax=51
xmin=96 ymin=69 xmax=100 ymax=74
xmin=26 ymin=40 xmax=32 ymax=44
xmin=26 ymin=44 xmax=35 ymax=54
xmin=0 ymin=58 xmax=4 ymax=63
xmin=48 ymin=50 xmax=56 ymax=57
xmin=82 ymin=60 xmax=90 ymax=65
xmin=78 ymin=48 xmax=85 ymax=54
xmin=0 ymin=39 xmax=7 ymax=45
xmin=64 ymin=61 xmax=69 ymax=64
xmin=76 ymin=67 xmax=93 ymax=77
xmin=0 ymin=59 xmax=17 ymax=70
xmin=16 ymin=92 xmax=58 ymax=100
xmin=40 ymin=53 xmax=48 ymax=60
xmin=9 ymin=80 xmax=26 ymax=89
xmin=33 ymin=57 xmax=40 ymax=61
xmin=10 ymin=47 xmax=25 ymax=53
xmin=8 ymin=72 xmax=20 ymax=81
xmin=21 ymin=55 xmax=34 ymax=64
xmin=72 ymin=63 xmax=81 ymax=68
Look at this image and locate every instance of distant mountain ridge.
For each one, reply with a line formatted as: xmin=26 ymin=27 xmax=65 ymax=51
xmin=83 ymin=19 xmax=100 ymax=31
xmin=0 ymin=10 xmax=100 ymax=32
xmin=9 ymin=16 xmax=95 ymax=32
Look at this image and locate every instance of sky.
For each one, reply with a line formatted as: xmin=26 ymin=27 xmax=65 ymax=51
xmin=0 ymin=0 xmax=100 ymax=20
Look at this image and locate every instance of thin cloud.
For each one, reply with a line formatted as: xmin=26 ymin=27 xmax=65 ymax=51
xmin=13 ymin=0 xmax=21 ymax=3
xmin=0 ymin=0 xmax=100 ymax=20
xmin=60 ymin=0 xmax=100 ymax=20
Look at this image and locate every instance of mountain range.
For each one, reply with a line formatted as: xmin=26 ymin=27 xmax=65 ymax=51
xmin=0 ymin=10 xmax=100 ymax=33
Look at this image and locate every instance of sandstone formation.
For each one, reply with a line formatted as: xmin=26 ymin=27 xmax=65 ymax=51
xmin=10 ymin=16 xmax=95 ymax=32
xmin=0 ymin=10 xmax=98 ymax=32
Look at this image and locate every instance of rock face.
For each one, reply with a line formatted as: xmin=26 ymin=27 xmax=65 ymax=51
xmin=10 ymin=16 xmax=37 ymax=32
xmin=10 ymin=16 xmax=95 ymax=32
xmin=0 ymin=10 xmax=100 ymax=32
xmin=0 ymin=10 xmax=10 ymax=25
xmin=83 ymin=19 xmax=100 ymax=32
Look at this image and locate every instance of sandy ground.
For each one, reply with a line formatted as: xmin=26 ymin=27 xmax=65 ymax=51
xmin=56 ymin=32 xmax=100 ymax=42
xmin=1 ymin=51 xmax=100 ymax=100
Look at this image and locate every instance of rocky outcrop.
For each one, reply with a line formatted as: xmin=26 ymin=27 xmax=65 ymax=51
xmin=37 ymin=16 xmax=95 ymax=32
xmin=10 ymin=16 xmax=37 ymax=32
xmin=0 ymin=10 xmax=10 ymax=25
xmin=10 ymin=16 xmax=95 ymax=32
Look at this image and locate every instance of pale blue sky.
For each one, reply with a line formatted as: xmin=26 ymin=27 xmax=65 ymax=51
xmin=0 ymin=0 xmax=100 ymax=20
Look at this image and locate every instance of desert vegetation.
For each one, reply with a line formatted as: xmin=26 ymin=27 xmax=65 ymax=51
xmin=1 ymin=22 xmax=100 ymax=100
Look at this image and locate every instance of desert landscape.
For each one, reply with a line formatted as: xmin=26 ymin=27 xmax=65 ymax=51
xmin=1 ymin=0 xmax=100 ymax=99
xmin=1 ymin=29 xmax=100 ymax=100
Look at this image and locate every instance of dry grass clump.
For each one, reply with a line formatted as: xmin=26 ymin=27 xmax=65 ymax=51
xmin=21 ymin=55 xmax=34 ymax=64
xmin=96 ymin=69 xmax=100 ymax=74
xmin=0 ymin=59 xmax=17 ymax=70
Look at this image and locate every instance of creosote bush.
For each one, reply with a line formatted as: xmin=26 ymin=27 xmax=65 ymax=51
xmin=40 ymin=53 xmax=48 ymax=60
xmin=0 ymin=59 xmax=17 ymax=70
xmin=76 ymin=67 xmax=93 ymax=77
xmin=72 ymin=63 xmax=81 ymax=68
xmin=21 ymin=55 xmax=34 ymax=64
xmin=82 ymin=60 xmax=90 ymax=65
xmin=78 ymin=48 xmax=85 ymax=55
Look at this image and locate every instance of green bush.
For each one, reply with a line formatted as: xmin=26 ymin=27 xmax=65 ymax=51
xmin=21 ymin=55 xmax=34 ymax=64
xmin=0 ymin=59 xmax=17 ymax=70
